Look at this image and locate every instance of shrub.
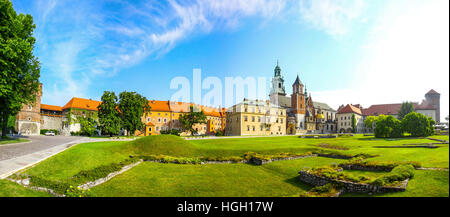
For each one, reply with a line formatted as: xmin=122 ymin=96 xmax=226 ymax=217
xmin=402 ymin=112 xmax=435 ymax=137
xmin=339 ymin=158 xmax=421 ymax=170
xmin=215 ymin=131 xmax=224 ymax=137
xmin=65 ymin=186 xmax=91 ymax=197
xmin=374 ymin=115 xmax=403 ymax=138
xmin=371 ymin=164 xmax=415 ymax=186
xmin=29 ymin=176 xmax=72 ymax=195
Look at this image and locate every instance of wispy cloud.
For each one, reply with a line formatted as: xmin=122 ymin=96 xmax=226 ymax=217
xmin=298 ymin=0 xmax=366 ymax=36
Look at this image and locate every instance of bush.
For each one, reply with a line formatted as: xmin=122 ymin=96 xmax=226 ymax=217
xmin=402 ymin=112 xmax=435 ymax=137
xmin=374 ymin=115 xmax=403 ymax=138
xmin=215 ymin=131 xmax=224 ymax=137
xmin=65 ymin=186 xmax=91 ymax=197
xmin=339 ymin=158 xmax=421 ymax=170
xmin=371 ymin=164 xmax=415 ymax=186
xmin=160 ymin=129 xmax=181 ymax=136
xmin=71 ymin=158 xmax=138 ymax=183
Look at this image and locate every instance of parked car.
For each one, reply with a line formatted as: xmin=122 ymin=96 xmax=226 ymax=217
xmin=45 ymin=131 xmax=55 ymax=136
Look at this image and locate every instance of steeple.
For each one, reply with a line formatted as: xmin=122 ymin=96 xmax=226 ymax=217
xmin=274 ymin=60 xmax=281 ymax=77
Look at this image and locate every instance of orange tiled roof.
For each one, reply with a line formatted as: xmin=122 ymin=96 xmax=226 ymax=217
xmin=149 ymin=100 xmax=171 ymax=112
xmin=62 ymin=97 xmax=102 ymax=111
xmin=337 ymin=104 xmax=362 ymax=115
xmin=41 ymin=104 xmax=62 ymax=111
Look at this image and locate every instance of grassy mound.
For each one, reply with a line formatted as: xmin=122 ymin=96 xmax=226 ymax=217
xmin=127 ymin=135 xmax=198 ymax=157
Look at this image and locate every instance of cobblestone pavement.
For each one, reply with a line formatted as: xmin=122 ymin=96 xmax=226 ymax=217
xmin=0 ymin=135 xmax=82 ymax=161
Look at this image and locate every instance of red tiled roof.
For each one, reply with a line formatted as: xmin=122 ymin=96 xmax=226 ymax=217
xmin=41 ymin=104 xmax=62 ymax=111
xmin=337 ymin=104 xmax=362 ymax=115
xmin=62 ymin=97 xmax=101 ymax=111
xmin=148 ymin=100 xmax=171 ymax=112
xmin=362 ymin=102 xmax=436 ymax=116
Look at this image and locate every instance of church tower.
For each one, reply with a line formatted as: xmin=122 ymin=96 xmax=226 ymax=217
xmin=269 ymin=61 xmax=287 ymax=106
xmin=290 ymin=74 xmax=306 ymax=130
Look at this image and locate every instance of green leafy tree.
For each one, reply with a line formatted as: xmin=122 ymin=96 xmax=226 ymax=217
xmin=351 ymin=114 xmax=357 ymax=133
xmin=78 ymin=116 xmax=97 ymax=137
xmin=398 ymin=102 xmax=415 ymax=120
xmin=364 ymin=116 xmax=378 ymax=132
xmin=98 ymin=91 xmax=121 ymax=137
xmin=0 ymin=0 xmax=40 ymax=138
xmin=179 ymin=105 xmax=207 ymax=136
xmin=401 ymin=112 xmax=435 ymax=137
xmin=374 ymin=115 xmax=403 ymax=138
xmin=118 ymin=91 xmax=150 ymax=136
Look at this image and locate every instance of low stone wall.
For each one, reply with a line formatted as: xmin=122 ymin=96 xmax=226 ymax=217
xmin=427 ymin=138 xmax=449 ymax=143
xmin=339 ymin=164 xmax=392 ymax=172
xmin=316 ymin=153 xmax=353 ymax=159
xmin=298 ymin=171 xmax=408 ymax=194
xmin=78 ymin=160 xmax=143 ymax=190
xmin=251 ymin=154 xmax=317 ymax=165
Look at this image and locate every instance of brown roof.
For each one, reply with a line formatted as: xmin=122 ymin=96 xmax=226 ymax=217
xmin=41 ymin=104 xmax=62 ymax=111
xmin=426 ymin=89 xmax=439 ymax=95
xmin=62 ymin=97 xmax=101 ymax=111
xmin=362 ymin=102 xmax=436 ymax=116
xmin=337 ymin=104 xmax=362 ymax=115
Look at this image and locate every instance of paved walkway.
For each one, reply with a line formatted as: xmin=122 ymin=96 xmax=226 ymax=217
xmin=0 ymin=136 xmax=135 ymax=179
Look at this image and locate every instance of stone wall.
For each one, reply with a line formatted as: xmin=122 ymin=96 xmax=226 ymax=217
xmin=40 ymin=116 xmax=63 ymax=131
xmin=298 ymin=171 xmax=408 ymax=194
xmin=339 ymin=164 xmax=393 ymax=172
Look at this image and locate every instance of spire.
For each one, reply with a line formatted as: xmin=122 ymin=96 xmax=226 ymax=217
xmin=304 ymin=84 xmax=307 ymax=96
xmin=274 ymin=60 xmax=281 ymax=77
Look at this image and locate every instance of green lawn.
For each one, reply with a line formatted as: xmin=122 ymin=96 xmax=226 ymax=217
xmin=342 ymin=170 xmax=449 ymax=197
xmin=0 ymin=179 xmax=51 ymax=197
xmin=90 ymin=157 xmax=345 ymax=197
xmin=0 ymin=137 xmax=29 ymax=145
xmin=7 ymin=134 xmax=449 ymax=197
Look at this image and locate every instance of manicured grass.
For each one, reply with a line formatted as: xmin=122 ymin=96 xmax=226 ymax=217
xmin=89 ymin=157 xmax=344 ymax=197
xmin=12 ymin=134 xmax=449 ymax=197
xmin=190 ymin=135 xmax=449 ymax=168
xmin=0 ymin=179 xmax=51 ymax=197
xmin=0 ymin=137 xmax=29 ymax=145
xmin=22 ymin=141 xmax=131 ymax=184
xmin=342 ymin=170 xmax=449 ymax=197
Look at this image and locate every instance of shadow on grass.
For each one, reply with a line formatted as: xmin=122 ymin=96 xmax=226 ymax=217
xmin=283 ymin=176 xmax=314 ymax=192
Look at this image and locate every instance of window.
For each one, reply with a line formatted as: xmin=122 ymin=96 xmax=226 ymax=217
xmin=164 ymin=118 xmax=167 ymax=123
xmin=252 ymin=126 xmax=255 ymax=131
xmin=156 ymin=126 xmax=159 ymax=131
xmin=158 ymin=118 xmax=161 ymax=123
xmin=147 ymin=117 xmax=150 ymax=122
xmin=28 ymin=105 xmax=32 ymax=110
xmin=28 ymin=117 xmax=31 ymax=121
xmin=252 ymin=116 xmax=255 ymax=122
xmin=244 ymin=116 xmax=248 ymax=121
xmin=149 ymin=127 xmax=152 ymax=132
xmin=258 ymin=117 xmax=261 ymax=122
xmin=247 ymin=126 xmax=250 ymax=131
xmin=260 ymin=126 xmax=263 ymax=131
xmin=281 ymin=119 xmax=283 ymax=124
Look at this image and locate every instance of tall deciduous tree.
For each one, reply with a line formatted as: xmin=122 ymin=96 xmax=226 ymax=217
xmin=98 ymin=91 xmax=121 ymax=137
xmin=398 ymin=102 xmax=415 ymax=120
xmin=118 ymin=91 xmax=150 ymax=136
xmin=364 ymin=116 xmax=378 ymax=132
xmin=0 ymin=0 xmax=40 ymax=138
xmin=179 ymin=105 xmax=207 ymax=136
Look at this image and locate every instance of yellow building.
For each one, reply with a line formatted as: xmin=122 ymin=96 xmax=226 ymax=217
xmin=142 ymin=100 xmax=225 ymax=136
xmin=225 ymin=99 xmax=286 ymax=136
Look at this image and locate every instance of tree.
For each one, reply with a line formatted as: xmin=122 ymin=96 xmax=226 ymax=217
xmin=364 ymin=116 xmax=378 ymax=132
xmin=118 ymin=91 xmax=150 ymax=136
xmin=374 ymin=115 xmax=403 ymax=138
xmin=0 ymin=0 xmax=40 ymax=138
xmin=397 ymin=102 xmax=415 ymax=120
xmin=78 ymin=116 xmax=97 ymax=137
xmin=351 ymin=114 xmax=357 ymax=133
xmin=401 ymin=112 xmax=435 ymax=137
xmin=98 ymin=91 xmax=121 ymax=137
xmin=179 ymin=105 xmax=207 ymax=136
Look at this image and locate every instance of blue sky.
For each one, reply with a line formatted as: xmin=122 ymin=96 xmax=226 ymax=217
xmin=11 ymin=0 xmax=449 ymax=120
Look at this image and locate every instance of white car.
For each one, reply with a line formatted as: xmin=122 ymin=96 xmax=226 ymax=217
xmin=45 ymin=131 xmax=55 ymax=136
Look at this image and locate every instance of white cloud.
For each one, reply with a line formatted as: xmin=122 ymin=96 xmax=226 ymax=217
xmin=298 ymin=0 xmax=365 ymax=36
xmin=313 ymin=0 xmax=449 ymax=121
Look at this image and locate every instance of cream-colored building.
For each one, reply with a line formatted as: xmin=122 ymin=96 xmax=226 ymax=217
xmin=225 ymin=99 xmax=287 ymax=136
xmin=336 ymin=104 xmax=365 ymax=133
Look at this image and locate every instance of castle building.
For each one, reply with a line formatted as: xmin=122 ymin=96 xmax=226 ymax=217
xmin=269 ymin=63 xmax=337 ymax=134
xmin=361 ymin=89 xmax=441 ymax=122
xmin=15 ymin=84 xmax=43 ymax=135
xmin=336 ymin=104 xmax=364 ymax=133
xmin=225 ymin=99 xmax=286 ymax=136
